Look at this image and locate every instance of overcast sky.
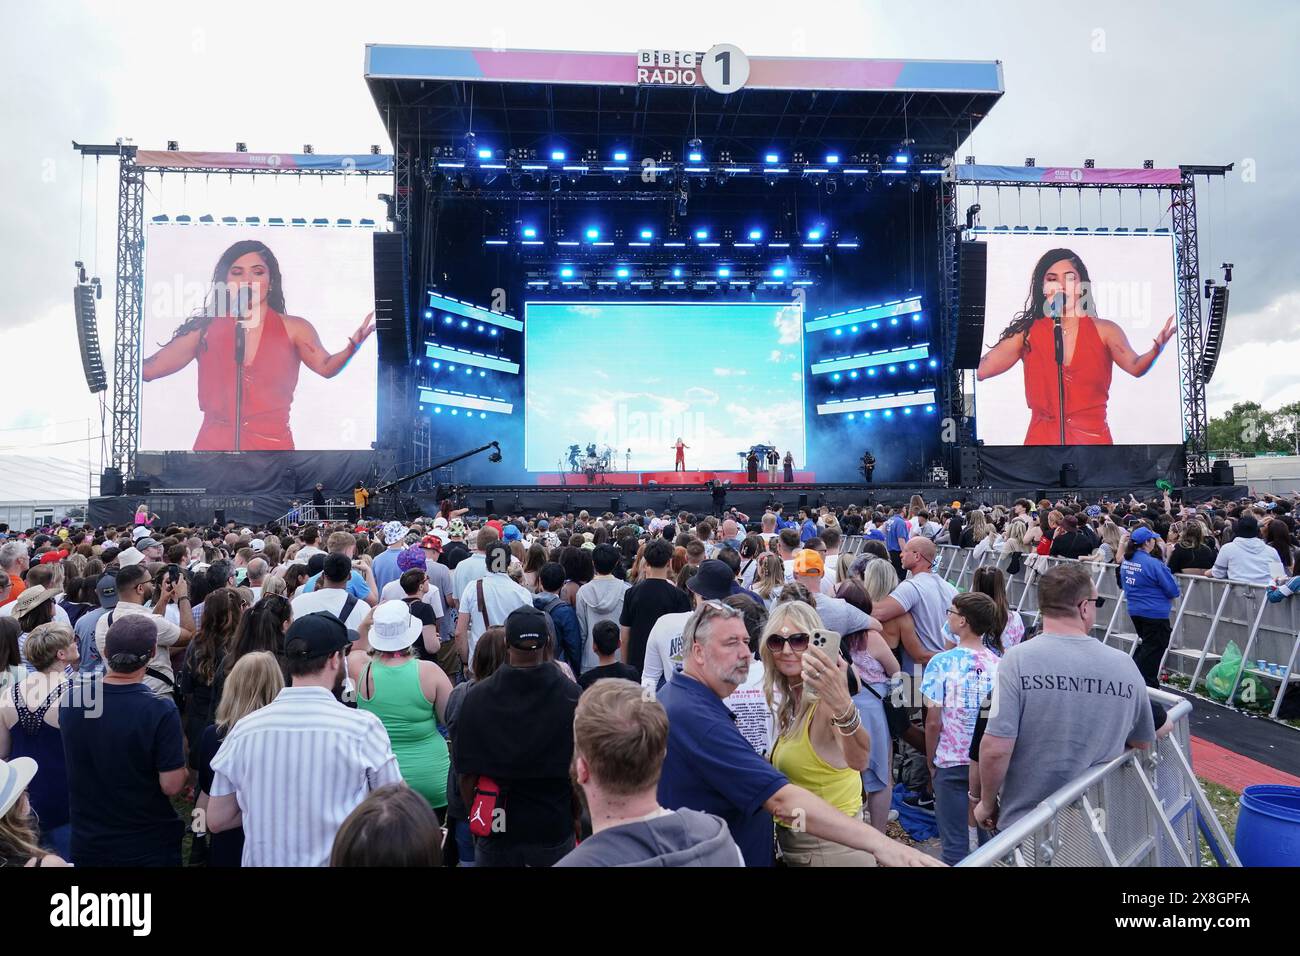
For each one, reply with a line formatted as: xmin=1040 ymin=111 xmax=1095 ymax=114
xmin=3 ymin=0 xmax=1295 ymax=472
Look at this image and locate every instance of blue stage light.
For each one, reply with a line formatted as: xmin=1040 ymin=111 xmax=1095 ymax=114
xmin=451 ymin=409 xmax=459 ymax=415
xmin=807 ymin=229 xmax=823 ymax=241
xmin=551 ymin=150 xmax=566 ymax=161
xmin=479 ymin=370 xmax=486 ymax=376
xmin=613 ymin=150 xmax=628 ymax=161
xmin=448 ymin=365 xmax=456 ymax=372
xmin=913 ymin=314 xmax=922 ymax=321
xmin=908 ymin=362 xmax=917 ymax=371
xmin=834 ymin=329 xmax=843 ymax=336
xmin=434 ymin=406 xmax=442 ymax=414
xmin=585 ymin=227 xmax=599 ymax=240
xmin=460 ymin=320 xmax=470 ymax=328
xmin=850 ymin=325 xmax=859 ymax=332
xmin=424 ymin=309 xmax=433 ymax=320
xmin=616 ymin=267 xmax=630 ymax=278
xmin=718 ymin=267 xmax=731 ymax=278
xmin=560 ymin=266 xmax=574 ymax=278
xmin=443 ymin=316 xmax=453 ymax=325
xmin=749 ymin=229 xmax=762 ymax=240
xmin=832 ymin=373 xmax=841 ymax=381
xmin=765 ymin=153 xmax=779 ymax=164
xmin=688 ymin=151 xmax=703 ymax=162
xmin=640 ymin=228 xmax=653 ymax=240
xmin=465 ymin=368 xmax=473 ymax=375
xmin=894 ymin=154 xmax=909 ymax=164
xmin=477 ymin=148 xmax=492 ymax=160
xmin=865 ymin=411 xmax=873 ymax=419
xmin=522 ymin=226 xmax=537 ymax=238
xmin=490 ymin=329 xmax=498 ymax=337
xmin=887 ymin=365 xmax=897 ymax=373
xmin=826 ymin=154 xmax=840 ymax=164
xmin=432 ymin=361 xmax=441 ymax=369
xmin=926 ymin=405 xmax=935 ymax=413
xmin=849 ymin=371 xmax=858 ymax=379
xmin=847 ymin=413 xmax=855 ymax=420
xmin=928 ymin=359 xmax=937 ymax=368
xmin=480 ymin=412 xmax=487 ymax=419
xmin=695 ymin=228 xmax=708 ymax=240
xmin=890 ymin=317 xmax=899 ymax=326
xmin=771 ymin=266 xmax=786 ymax=278
xmin=672 ymin=267 xmax=683 ymax=278
xmin=884 ymin=409 xmax=893 ymax=417
xmin=904 ymin=407 xmax=913 ymax=415
xmin=870 ymin=322 xmax=879 ymax=330
xmin=867 ymin=368 xmax=877 ymax=377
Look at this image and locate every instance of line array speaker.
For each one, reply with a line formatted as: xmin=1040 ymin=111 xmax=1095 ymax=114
xmin=954 ymin=241 xmax=988 ymax=369
xmin=74 ymin=282 xmax=108 ymax=393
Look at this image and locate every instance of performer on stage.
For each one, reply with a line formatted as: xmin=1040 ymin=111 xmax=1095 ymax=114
xmin=142 ymin=240 xmax=375 ymax=451
xmin=672 ymin=437 xmax=689 ymax=472
xmin=746 ymin=449 xmax=760 ymax=483
xmin=311 ymin=483 xmax=327 ymax=507
xmin=766 ymin=447 xmax=780 ymax=483
xmin=861 ymin=451 xmax=876 ymax=483
xmin=353 ymin=481 xmax=370 ymax=519
xmin=782 ymin=451 xmax=795 ymax=483
xmin=976 ymin=248 xmax=1176 ymax=445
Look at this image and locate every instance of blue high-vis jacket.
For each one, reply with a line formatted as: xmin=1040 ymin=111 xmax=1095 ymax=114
xmin=1120 ymin=549 xmax=1181 ymax=619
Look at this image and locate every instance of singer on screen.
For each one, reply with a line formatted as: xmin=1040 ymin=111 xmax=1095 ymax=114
xmin=142 ymin=240 xmax=375 ymax=451
xmin=975 ymin=248 xmax=1175 ymax=445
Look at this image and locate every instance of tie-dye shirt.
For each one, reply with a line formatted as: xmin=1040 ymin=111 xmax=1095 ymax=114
xmin=920 ymin=645 xmax=1000 ymax=768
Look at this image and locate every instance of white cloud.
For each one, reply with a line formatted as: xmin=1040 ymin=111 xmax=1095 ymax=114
xmin=774 ymin=306 xmax=802 ymax=345
xmin=684 ymin=386 xmax=719 ymax=405
xmin=1206 ymin=291 xmax=1300 ymax=416
xmin=712 ymin=367 xmax=748 ymax=377
xmin=769 ymin=350 xmax=782 ymax=363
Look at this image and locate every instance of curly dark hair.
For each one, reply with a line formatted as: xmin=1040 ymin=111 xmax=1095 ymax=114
xmin=163 ymin=240 xmax=286 ymax=345
xmin=991 ymin=247 xmax=1094 ymax=355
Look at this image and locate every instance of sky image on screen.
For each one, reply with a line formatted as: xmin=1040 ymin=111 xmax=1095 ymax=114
xmin=974 ymin=233 xmax=1183 ymax=446
xmin=524 ymin=301 xmax=806 ymax=472
xmin=139 ymin=223 xmax=377 ymax=451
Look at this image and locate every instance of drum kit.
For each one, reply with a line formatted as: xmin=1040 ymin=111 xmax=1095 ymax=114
xmin=570 ymin=442 xmax=614 ymax=477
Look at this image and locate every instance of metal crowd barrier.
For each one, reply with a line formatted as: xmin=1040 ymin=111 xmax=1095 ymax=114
xmin=935 ymin=546 xmax=1300 ymax=723
xmin=959 ymin=688 xmax=1238 ymax=867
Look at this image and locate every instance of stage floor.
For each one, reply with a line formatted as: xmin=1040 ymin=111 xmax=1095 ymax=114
xmin=537 ymin=469 xmax=817 ymax=486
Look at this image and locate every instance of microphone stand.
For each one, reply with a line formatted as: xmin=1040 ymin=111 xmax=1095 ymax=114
xmin=234 ymin=321 xmax=246 ymax=452
xmin=1050 ymin=294 xmax=1066 ymax=446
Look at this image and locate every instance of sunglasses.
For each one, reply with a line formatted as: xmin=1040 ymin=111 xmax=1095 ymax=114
xmin=767 ymin=633 xmax=811 ymax=652
xmin=1080 ymin=597 xmax=1106 ymax=608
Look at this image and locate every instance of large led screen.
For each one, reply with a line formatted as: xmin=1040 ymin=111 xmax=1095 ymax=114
xmin=524 ymin=301 xmax=806 ymax=472
xmin=974 ymin=233 xmax=1182 ymax=446
xmin=140 ymin=223 xmax=377 ymax=451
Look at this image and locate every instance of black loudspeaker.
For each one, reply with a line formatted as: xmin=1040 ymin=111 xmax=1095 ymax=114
xmin=99 ymin=467 xmax=123 ymax=497
xmin=74 ymin=282 xmax=108 ymax=394
xmin=484 ymin=498 xmax=496 ymax=515
xmin=373 ymin=231 xmax=411 ymax=364
xmin=124 ymin=478 xmax=151 ymax=496
xmin=214 ymin=509 xmax=226 ymax=525
xmin=957 ymin=447 xmax=982 ymax=485
xmin=1189 ymin=472 xmax=1214 ymax=487
xmin=610 ymin=497 xmax=620 ymax=513
xmin=1212 ymin=460 xmax=1234 ymax=485
xmin=798 ymin=493 xmax=808 ymax=510
xmin=1059 ymin=463 xmax=1078 ymax=488
xmin=954 ymin=241 xmax=989 ymax=369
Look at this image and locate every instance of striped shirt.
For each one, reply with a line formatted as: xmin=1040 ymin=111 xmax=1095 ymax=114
xmin=209 ymin=686 xmax=401 ymax=867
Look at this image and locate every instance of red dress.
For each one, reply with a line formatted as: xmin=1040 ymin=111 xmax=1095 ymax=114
xmin=1021 ymin=314 xmax=1114 ymax=445
xmin=193 ymin=310 xmax=300 ymax=451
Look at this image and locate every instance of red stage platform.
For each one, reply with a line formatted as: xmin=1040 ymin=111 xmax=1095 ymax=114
xmin=536 ymin=470 xmax=817 ymax=487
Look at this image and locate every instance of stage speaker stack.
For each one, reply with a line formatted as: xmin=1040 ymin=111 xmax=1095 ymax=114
xmin=1212 ymin=460 xmax=1235 ymax=485
xmin=1059 ymin=463 xmax=1078 ymax=488
xmin=953 ymin=242 xmax=989 ymax=369
xmin=956 ymin=447 xmax=981 ymax=485
xmin=124 ymin=478 xmax=151 ymax=497
xmin=798 ymin=493 xmax=808 ymax=510
xmin=609 ymin=496 xmax=621 ymax=513
xmin=484 ymin=497 xmax=496 ymax=515
xmin=73 ymin=281 xmax=108 ymax=394
xmin=99 ymin=467 xmax=123 ymax=497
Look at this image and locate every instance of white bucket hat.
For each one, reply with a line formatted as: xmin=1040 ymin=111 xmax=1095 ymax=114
xmin=0 ymin=756 xmax=38 ymax=819
xmin=368 ymin=600 xmax=423 ymax=652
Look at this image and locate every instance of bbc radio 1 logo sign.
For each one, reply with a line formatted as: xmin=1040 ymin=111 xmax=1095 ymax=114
xmin=636 ymin=44 xmax=750 ymax=95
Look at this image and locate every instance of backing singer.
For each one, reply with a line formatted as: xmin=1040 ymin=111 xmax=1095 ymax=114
xmin=975 ymin=248 xmax=1175 ymax=445
xmin=142 ymin=240 xmax=375 ymax=451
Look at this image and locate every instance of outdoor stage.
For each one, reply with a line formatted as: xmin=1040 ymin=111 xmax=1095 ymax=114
xmin=538 ymin=469 xmax=817 ymax=486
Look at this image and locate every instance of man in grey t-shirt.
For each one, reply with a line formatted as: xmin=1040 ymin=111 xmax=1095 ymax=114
xmin=976 ymin=565 xmax=1155 ymax=832
xmin=871 ymin=537 xmax=958 ymax=677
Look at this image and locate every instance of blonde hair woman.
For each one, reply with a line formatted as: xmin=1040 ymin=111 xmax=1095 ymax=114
xmin=194 ymin=651 xmax=283 ymax=867
xmin=260 ymin=575 xmax=288 ymax=599
xmin=861 ymin=558 xmax=918 ymax=654
xmin=760 ymin=602 xmax=873 ymax=866
xmin=752 ymin=553 xmax=787 ymax=611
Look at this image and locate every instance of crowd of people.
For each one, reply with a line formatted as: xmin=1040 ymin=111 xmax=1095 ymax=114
xmin=0 ymin=486 xmax=1295 ymax=868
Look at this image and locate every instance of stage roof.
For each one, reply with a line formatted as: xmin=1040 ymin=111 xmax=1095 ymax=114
xmin=365 ymin=44 xmax=1003 ymax=155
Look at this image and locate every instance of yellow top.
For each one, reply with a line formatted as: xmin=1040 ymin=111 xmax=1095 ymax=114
xmin=354 ymin=488 xmax=370 ymax=507
xmin=770 ymin=701 xmax=862 ymax=825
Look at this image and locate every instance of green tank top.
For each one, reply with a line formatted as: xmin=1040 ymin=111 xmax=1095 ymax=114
xmin=770 ymin=701 xmax=862 ymax=824
xmin=358 ymin=657 xmax=449 ymax=808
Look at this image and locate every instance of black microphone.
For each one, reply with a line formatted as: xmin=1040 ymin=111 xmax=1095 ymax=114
xmin=1048 ymin=291 xmax=1066 ymax=367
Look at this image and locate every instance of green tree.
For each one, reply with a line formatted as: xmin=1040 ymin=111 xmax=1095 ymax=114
xmin=1207 ymin=401 xmax=1293 ymax=455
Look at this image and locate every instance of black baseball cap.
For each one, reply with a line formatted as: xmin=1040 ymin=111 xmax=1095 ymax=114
xmin=104 ymin=615 xmax=157 ymax=669
xmin=688 ymin=559 xmax=739 ymax=601
xmin=96 ymin=572 xmax=119 ymax=610
xmin=505 ymin=605 xmax=550 ymax=650
xmin=284 ymin=611 xmax=351 ymax=659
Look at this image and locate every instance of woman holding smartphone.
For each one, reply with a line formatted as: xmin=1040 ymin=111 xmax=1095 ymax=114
xmin=760 ymin=601 xmax=872 ymax=867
